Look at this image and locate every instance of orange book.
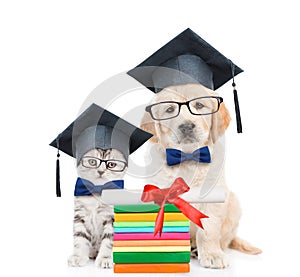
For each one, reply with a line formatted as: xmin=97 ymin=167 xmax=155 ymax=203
xmin=114 ymin=263 xmax=190 ymax=273
xmin=113 ymin=240 xmax=190 ymax=247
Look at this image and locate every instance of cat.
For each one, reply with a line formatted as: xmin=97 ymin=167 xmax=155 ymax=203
xmin=68 ymin=148 xmax=127 ymax=268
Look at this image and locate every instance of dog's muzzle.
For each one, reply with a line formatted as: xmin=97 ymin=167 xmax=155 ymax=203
xmin=178 ymin=122 xmax=195 ymax=135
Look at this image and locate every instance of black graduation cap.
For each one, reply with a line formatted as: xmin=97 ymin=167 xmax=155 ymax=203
xmin=50 ymin=103 xmax=153 ymax=197
xmin=128 ymin=28 xmax=243 ymax=133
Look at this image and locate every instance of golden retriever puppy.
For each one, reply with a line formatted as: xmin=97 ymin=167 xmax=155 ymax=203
xmin=140 ymin=83 xmax=261 ymax=269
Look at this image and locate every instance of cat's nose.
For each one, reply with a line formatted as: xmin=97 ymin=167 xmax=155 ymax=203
xmin=97 ymin=170 xmax=105 ymax=176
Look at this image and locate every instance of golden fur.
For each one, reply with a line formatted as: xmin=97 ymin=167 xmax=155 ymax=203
xmin=140 ymin=83 xmax=261 ymax=269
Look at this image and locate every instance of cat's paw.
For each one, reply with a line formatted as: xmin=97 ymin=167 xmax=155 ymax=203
xmin=198 ymin=250 xmax=229 ymax=269
xmin=68 ymin=255 xmax=89 ymax=267
xmin=95 ymin=256 xmax=113 ymax=269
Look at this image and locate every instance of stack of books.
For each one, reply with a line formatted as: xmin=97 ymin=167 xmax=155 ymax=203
xmin=113 ymin=204 xmax=191 ymax=273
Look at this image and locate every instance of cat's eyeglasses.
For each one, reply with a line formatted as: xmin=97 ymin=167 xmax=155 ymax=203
xmin=145 ymin=96 xmax=223 ymax=121
xmin=81 ymin=156 xmax=127 ymax=172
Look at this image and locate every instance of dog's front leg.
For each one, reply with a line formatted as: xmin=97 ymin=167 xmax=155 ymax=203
xmin=195 ymin=204 xmax=229 ymax=269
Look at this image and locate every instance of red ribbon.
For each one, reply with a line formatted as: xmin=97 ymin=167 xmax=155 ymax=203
xmin=141 ymin=177 xmax=208 ymax=236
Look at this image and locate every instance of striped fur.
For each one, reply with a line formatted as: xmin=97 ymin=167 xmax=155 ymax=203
xmin=68 ymin=149 xmax=126 ymax=268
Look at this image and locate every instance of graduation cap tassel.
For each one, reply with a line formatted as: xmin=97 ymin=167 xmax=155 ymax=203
xmin=231 ymin=63 xmax=243 ymax=133
xmin=232 ymin=83 xmax=242 ymax=133
xmin=56 ymin=138 xmax=61 ymax=197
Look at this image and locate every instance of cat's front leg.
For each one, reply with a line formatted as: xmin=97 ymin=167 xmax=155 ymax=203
xmin=95 ymin=215 xmax=114 ymax=268
xmin=68 ymin=214 xmax=92 ymax=267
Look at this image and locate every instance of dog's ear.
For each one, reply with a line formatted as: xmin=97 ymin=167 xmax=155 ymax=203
xmin=210 ymin=103 xmax=231 ymax=143
xmin=140 ymin=111 xmax=159 ymax=144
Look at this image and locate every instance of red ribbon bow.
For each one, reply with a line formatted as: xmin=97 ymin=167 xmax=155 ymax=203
xmin=141 ymin=177 xmax=208 ymax=236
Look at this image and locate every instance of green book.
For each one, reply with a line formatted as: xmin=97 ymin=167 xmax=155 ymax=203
xmin=114 ymin=204 xmax=181 ymax=213
xmin=114 ymin=221 xmax=190 ymax=228
xmin=113 ymin=252 xmax=190 ymax=264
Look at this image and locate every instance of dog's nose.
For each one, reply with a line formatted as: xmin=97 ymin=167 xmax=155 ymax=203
xmin=178 ymin=122 xmax=195 ymax=134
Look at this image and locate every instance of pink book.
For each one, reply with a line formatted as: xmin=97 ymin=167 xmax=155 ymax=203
xmin=114 ymin=232 xmax=190 ymax=241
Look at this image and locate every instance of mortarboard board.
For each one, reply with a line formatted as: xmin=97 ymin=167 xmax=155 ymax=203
xmin=128 ymin=28 xmax=243 ymax=133
xmin=50 ymin=103 xmax=153 ymax=197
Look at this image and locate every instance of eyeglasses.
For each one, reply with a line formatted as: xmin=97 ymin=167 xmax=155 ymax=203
xmin=81 ymin=156 xmax=127 ymax=172
xmin=145 ymin=96 xmax=223 ymax=121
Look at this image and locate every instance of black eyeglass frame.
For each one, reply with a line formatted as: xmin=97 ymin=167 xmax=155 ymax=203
xmin=81 ymin=156 xmax=128 ymax=172
xmin=145 ymin=96 xmax=224 ymax=121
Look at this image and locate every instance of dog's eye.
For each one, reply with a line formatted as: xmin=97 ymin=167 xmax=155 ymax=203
xmin=166 ymin=106 xmax=175 ymax=113
xmin=195 ymin=102 xmax=204 ymax=109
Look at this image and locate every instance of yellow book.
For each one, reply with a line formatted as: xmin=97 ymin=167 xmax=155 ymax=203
xmin=113 ymin=246 xmax=191 ymax=252
xmin=114 ymin=212 xmax=188 ymax=222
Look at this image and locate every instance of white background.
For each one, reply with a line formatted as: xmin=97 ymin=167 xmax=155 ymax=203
xmin=1 ymin=0 xmax=300 ymax=276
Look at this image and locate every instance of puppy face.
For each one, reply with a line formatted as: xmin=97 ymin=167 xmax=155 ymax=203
xmin=141 ymin=83 xmax=231 ymax=149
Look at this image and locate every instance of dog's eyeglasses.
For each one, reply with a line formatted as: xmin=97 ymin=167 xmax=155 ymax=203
xmin=81 ymin=157 xmax=127 ymax=172
xmin=145 ymin=96 xmax=223 ymax=121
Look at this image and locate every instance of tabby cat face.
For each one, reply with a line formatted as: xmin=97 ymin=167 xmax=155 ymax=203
xmin=77 ymin=148 xmax=127 ymax=185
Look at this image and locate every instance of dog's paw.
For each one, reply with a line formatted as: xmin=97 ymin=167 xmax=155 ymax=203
xmin=95 ymin=256 xmax=113 ymax=269
xmin=198 ymin=251 xmax=229 ymax=269
xmin=68 ymin=255 xmax=89 ymax=267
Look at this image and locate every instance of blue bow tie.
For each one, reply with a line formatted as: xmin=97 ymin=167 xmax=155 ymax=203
xmin=74 ymin=178 xmax=124 ymax=196
xmin=166 ymin=146 xmax=211 ymax=166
